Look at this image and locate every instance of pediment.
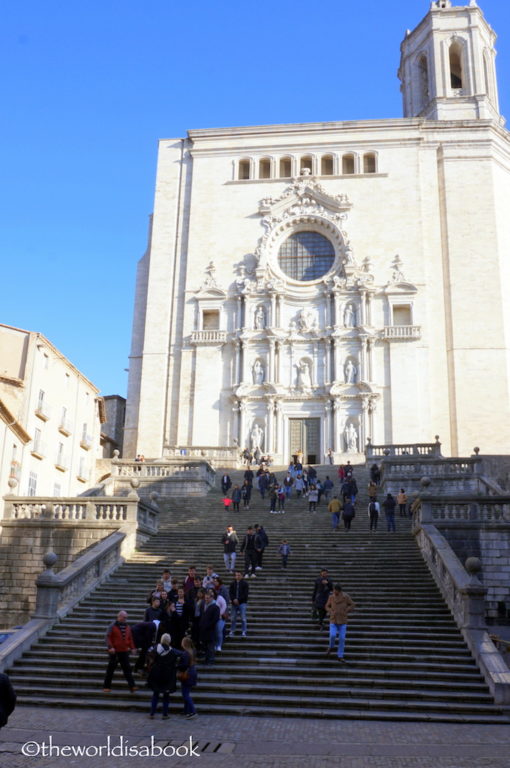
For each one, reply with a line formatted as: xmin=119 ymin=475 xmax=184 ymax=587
xmin=194 ymin=286 xmax=227 ymax=300
xmin=383 ymin=281 xmax=418 ymax=295
xmin=259 ymin=180 xmax=352 ymax=218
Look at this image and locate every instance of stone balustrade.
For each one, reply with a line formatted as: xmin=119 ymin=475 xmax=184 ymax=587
xmin=366 ymin=437 xmax=442 ymax=459
xmin=380 ymin=457 xmax=483 ymax=496
xmin=163 ymin=445 xmax=240 ymax=468
xmin=414 ymin=522 xmax=510 ymax=704
xmin=382 ymin=325 xmax=421 ymax=341
xmin=416 ymin=497 xmax=510 ymax=526
xmin=190 ymin=329 xmax=227 ymax=345
xmin=110 ymin=458 xmax=216 ymax=497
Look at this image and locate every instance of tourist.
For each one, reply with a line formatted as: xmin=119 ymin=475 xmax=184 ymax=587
xmin=308 ymin=484 xmax=319 ymax=512
xmin=241 ymin=526 xmax=258 ymax=578
xmin=325 ymin=585 xmax=356 ymax=663
xmin=229 ymin=570 xmax=249 ymax=637
xmin=146 ymin=581 xmax=164 ymax=604
xmin=258 ymin=471 xmax=269 ymax=499
xmin=278 ymin=539 xmax=291 ymax=569
xmin=161 ymin=569 xmax=172 ymax=592
xmin=231 ymin=484 xmax=241 ymax=512
xmin=147 ymin=633 xmax=179 ymax=719
xmin=327 ymin=448 xmax=334 ymax=465
xmin=190 ymin=588 xmax=205 ymax=653
xmin=367 ymin=480 xmax=378 ymax=502
xmin=243 ymin=466 xmax=254 ymax=486
xmin=214 ymin=587 xmax=228 ymax=652
xmin=294 ymin=474 xmax=305 ymax=497
xmin=220 ymin=473 xmax=232 ymax=494
xmin=328 ymin=495 xmax=342 ymax=531
xmin=323 ymin=475 xmax=334 ymax=503
xmin=103 ymin=610 xmax=137 ymax=693
xmin=241 ymin=480 xmax=252 ymax=510
xmin=183 ymin=567 xmax=197 ymax=594
xmin=382 ymin=493 xmax=397 ymax=532
xmin=202 ymin=565 xmax=219 ymax=590
xmin=268 ymin=484 xmax=278 ymax=514
xmin=370 ymin=463 xmax=381 ymax=485
xmin=342 ymin=499 xmax=355 ymax=530
xmin=0 ymin=673 xmax=16 ymax=729
xmin=178 ymin=637 xmax=198 ymax=719
xmin=311 ymin=569 xmax=333 ymax=630
xmin=213 ymin=576 xmax=229 ymax=604
xmin=344 ymin=461 xmax=353 ymax=479
xmin=222 ymin=525 xmax=238 ymax=572
xmin=144 ymin=598 xmax=162 ymax=623
xmin=368 ymin=498 xmax=380 ymax=531
xmin=254 ymin=524 xmax=268 ymax=569
xmin=283 ymin=472 xmax=294 ymax=498
xmin=132 ymin=620 xmax=158 ymax=674
xmin=223 ymin=495 xmax=233 ymax=512
xmin=397 ymin=488 xmax=408 ymax=517
xmin=199 ymin=591 xmax=220 ymax=665
xmin=277 ymin=485 xmax=286 ymax=512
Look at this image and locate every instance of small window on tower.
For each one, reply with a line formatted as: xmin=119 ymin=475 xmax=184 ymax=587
xmin=300 ymin=156 xmax=313 ymax=175
xmin=203 ymin=310 xmax=220 ymax=330
xmin=363 ymin=153 xmax=377 ymax=174
xmin=342 ymin=154 xmax=355 ymax=175
xmin=321 ymin=155 xmax=334 ymax=175
xmin=279 ymin=157 xmax=292 ymax=178
xmin=239 ymin=159 xmax=251 ymax=180
xmin=259 ymin=158 xmax=271 ymax=179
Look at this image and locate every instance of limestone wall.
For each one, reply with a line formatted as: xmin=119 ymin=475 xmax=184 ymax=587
xmin=0 ymin=521 xmax=117 ymax=627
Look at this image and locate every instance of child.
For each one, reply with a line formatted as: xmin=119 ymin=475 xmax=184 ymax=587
xmin=223 ymin=496 xmax=233 ymax=512
xmin=278 ymin=540 xmax=292 ymax=569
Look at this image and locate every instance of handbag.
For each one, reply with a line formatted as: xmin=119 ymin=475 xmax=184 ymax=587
xmin=177 ymin=669 xmax=189 ymax=683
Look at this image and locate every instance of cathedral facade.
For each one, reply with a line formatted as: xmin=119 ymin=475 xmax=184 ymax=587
xmin=125 ymin=1 xmax=510 ymax=463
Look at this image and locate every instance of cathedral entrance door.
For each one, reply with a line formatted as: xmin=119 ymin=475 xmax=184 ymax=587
xmin=289 ymin=418 xmax=320 ymax=464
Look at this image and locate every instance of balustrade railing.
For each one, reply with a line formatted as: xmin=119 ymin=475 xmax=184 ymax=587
xmin=382 ymin=325 xmax=421 ymax=341
xmin=416 ymin=497 xmax=510 ymax=526
xmin=190 ymin=330 xmax=227 ymax=344
xmin=111 ymin=458 xmax=216 ymax=487
xmin=366 ymin=438 xmax=441 ymax=459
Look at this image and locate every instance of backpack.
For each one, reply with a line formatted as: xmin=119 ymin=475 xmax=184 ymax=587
xmin=369 ymin=501 xmax=378 ymax=514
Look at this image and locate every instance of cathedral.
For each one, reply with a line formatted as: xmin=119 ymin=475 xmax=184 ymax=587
xmin=124 ymin=1 xmax=510 ymax=464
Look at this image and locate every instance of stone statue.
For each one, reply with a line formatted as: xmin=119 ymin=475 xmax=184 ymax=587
xmin=343 ymin=303 xmax=356 ymax=328
xmin=344 ymin=423 xmax=358 ymax=453
xmin=251 ymin=423 xmax=264 ymax=451
xmin=344 ymin=359 xmax=357 ymax=384
xmin=254 ymin=306 xmax=265 ymax=330
xmin=253 ymin=360 xmax=265 ymax=385
xmin=297 ymin=307 xmax=317 ymax=332
xmin=296 ymin=359 xmax=312 ymax=389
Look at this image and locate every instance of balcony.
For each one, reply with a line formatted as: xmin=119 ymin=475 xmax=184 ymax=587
xmin=190 ymin=330 xmax=227 ymax=345
xmin=31 ymin=442 xmax=47 ymax=460
xmin=58 ymin=418 xmax=72 ymax=436
xmin=383 ymin=325 xmax=421 ymax=341
xmin=35 ymin=403 xmax=51 ymax=421
xmin=55 ymin=455 xmax=69 ymax=472
xmin=80 ymin=434 xmax=93 ymax=451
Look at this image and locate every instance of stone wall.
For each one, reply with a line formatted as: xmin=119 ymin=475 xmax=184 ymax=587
xmin=479 ymin=456 xmax=510 ymax=492
xmin=0 ymin=521 xmax=117 ymax=626
xmin=437 ymin=526 xmax=510 ymax=621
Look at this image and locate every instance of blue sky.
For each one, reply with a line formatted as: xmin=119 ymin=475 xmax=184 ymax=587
xmin=1 ymin=0 xmax=509 ymax=396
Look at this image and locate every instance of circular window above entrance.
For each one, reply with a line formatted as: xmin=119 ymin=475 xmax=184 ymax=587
xmin=278 ymin=231 xmax=335 ymax=282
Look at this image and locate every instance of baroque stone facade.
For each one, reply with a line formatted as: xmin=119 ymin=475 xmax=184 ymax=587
xmin=125 ymin=2 xmax=510 ymax=462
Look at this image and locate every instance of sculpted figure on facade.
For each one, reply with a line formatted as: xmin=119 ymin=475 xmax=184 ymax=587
xmin=254 ymin=305 xmax=266 ymax=330
xmin=297 ymin=307 xmax=318 ymax=332
xmin=250 ymin=423 xmax=264 ymax=452
xmin=344 ymin=359 xmax=357 ymax=384
xmin=296 ymin=359 xmax=313 ymax=390
xmin=344 ymin=423 xmax=358 ymax=453
xmin=343 ymin=303 xmax=356 ymax=328
xmin=252 ymin=359 xmax=265 ymax=385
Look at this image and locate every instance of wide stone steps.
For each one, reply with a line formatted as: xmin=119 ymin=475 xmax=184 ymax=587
xmin=7 ymin=462 xmax=509 ymax=723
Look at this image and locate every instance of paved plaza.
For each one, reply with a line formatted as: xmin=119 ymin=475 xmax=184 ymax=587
xmin=1 ymin=706 xmax=509 ymax=768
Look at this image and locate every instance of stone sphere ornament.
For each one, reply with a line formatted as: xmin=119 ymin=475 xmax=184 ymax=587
xmin=465 ymin=557 xmax=482 ymax=576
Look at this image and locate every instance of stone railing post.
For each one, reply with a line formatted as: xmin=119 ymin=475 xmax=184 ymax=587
xmin=457 ymin=557 xmax=488 ymax=629
xmin=33 ymin=552 xmax=61 ymax=619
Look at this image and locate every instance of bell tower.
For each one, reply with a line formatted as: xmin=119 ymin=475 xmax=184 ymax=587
xmin=398 ymin=1 xmax=503 ymax=123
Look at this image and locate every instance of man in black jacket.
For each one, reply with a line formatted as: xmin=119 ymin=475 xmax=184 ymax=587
xmin=199 ymin=591 xmax=220 ymax=665
xmin=229 ymin=571 xmax=249 ymax=637
xmin=0 ymin=673 xmax=16 ymax=729
xmin=311 ymin=569 xmax=333 ymax=630
xmin=240 ymin=526 xmax=259 ymax=578
xmin=221 ymin=474 xmax=232 ymax=494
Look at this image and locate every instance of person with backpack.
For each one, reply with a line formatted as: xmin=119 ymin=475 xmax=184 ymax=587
xmin=368 ymin=498 xmax=380 ymax=531
xmin=254 ymin=524 xmax=269 ymax=569
xmin=278 ymin=540 xmax=292 ymax=569
xmin=342 ymin=499 xmax=355 ymax=531
xmin=382 ymin=493 xmax=397 ymax=532
xmin=221 ymin=525 xmax=238 ymax=572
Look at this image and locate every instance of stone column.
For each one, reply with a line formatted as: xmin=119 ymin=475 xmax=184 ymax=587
xmin=275 ymin=341 xmax=281 ymax=384
xmin=275 ymin=401 xmax=284 ymax=460
xmin=359 ymin=336 xmax=367 ymax=382
xmin=232 ymin=399 xmax=241 ymax=444
xmin=234 ymin=341 xmax=241 ymax=386
xmin=360 ymin=399 xmax=368 ymax=452
xmin=239 ymin=401 xmax=247 ymax=449
xmin=333 ymin=291 xmax=341 ymax=328
xmin=240 ymin=341 xmax=246 ymax=383
xmin=333 ymin=340 xmax=341 ymax=383
xmin=368 ymin=397 xmax=376 ymax=445
xmin=332 ymin=400 xmax=341 ymax=452
xmin=312 ymin=342 xmax=318 ymax=386
xmin=267 ymin=398 xmax=275 ymax=454
xmin=276 ymin=294 xmax=282 ymax=328
xmin=360 ymin=290 xmax=367 ymax=326
xmin=324 ymin=290 xmax=331 ymax=328
xmin=366 ymin=337 xmax=373 ymax=382
xmin=324 ymin=401 xmax=332 ymax=458
xmin=270 ymin=293 xmax=277 ymax=328
xmin=269 ymin=339 xmax=276 ymax=384
xmin=289 ymin=342 xmax=294 ymax=389
xmin=236 ymin=295 xmax=243 ymax=331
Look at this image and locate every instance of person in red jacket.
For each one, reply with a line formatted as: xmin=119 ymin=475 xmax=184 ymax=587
xmin=103 ymin=610 xmax=138 ymax=692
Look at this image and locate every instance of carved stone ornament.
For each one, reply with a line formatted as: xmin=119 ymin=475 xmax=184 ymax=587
xmin=255 ymin=181 xmax=355 ymax=281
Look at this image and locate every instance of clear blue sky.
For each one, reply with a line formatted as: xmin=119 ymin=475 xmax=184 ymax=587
xmin=1 ymin=0 xmax=509 ymax=396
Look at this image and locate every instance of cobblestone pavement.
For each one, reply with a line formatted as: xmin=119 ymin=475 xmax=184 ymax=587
xmin=1 ymin=706 xmax=510 ymax=768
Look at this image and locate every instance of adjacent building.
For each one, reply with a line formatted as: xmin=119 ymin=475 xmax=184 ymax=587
xmin=125 ymin=1 xmax=510 ymax=462
xmin=0 ymin=323 xmax=104 ymax=510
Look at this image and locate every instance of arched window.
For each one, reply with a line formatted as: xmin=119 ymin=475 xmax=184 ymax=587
xmin=278 ymin=231 xmax=335 ymax=281
xmin=259 ymin=158 xmax=271 ymax=179
xmin=239 ymin=159 xmax=251 ymax=180
xmin=321 ymin=155 xmax=334 ymax=175
xmin=449 ymin=41 xmax=464 ymax=89
xmin=342 ymin=154 xmax=355 ymax=175
xmin=363 ymin=153 xmax=377 ymax=174
xmin=279 ymin=157 xmax=292 ymax=178
xmin=418 ymin=54 xmax=429 ymax=109
xmin=300 ymin=156 xmax=314 ymax=175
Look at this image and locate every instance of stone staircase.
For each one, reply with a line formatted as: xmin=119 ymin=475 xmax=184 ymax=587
xmin=7 ymin=463 xmax=510 ymax=722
